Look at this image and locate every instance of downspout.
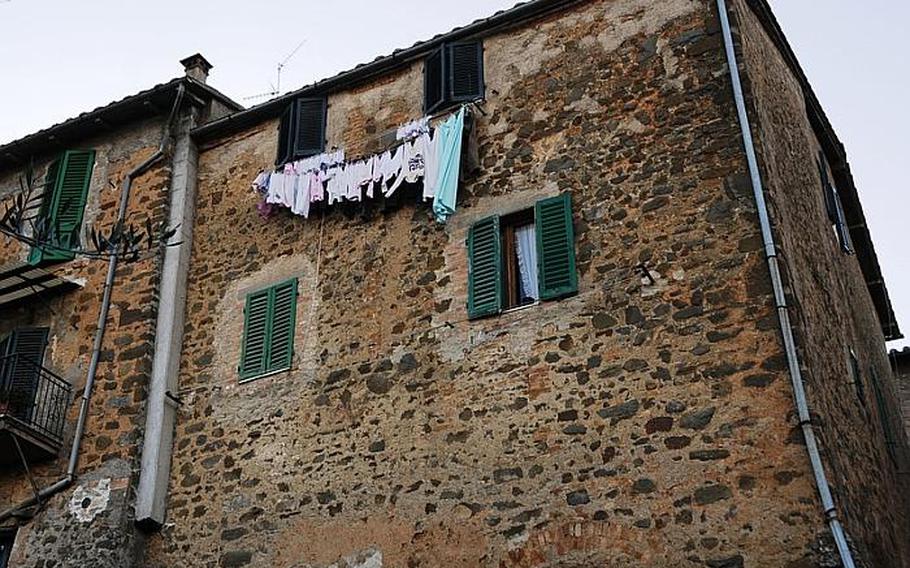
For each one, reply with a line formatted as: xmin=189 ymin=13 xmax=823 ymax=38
xmin=135 ymin=94 xmax=200 ymax=529
xmin=0 ymin=84 xmax=186 ymax=524
xmin=715 ymin=2 xmax=857 ymax=567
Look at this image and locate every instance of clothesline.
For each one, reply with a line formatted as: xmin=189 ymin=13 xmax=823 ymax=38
xmin=251 ymin=106 xmax=468 ymax=224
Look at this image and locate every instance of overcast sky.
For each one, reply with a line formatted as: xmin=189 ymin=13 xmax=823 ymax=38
xmin=0 ymin=1 xmax=906 ymax=348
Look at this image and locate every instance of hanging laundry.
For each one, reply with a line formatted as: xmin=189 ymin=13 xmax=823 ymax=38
xmin=432 ymin=106 xmax=466 ymax=224
xmin=396 ymin=116 xmax=430 ymax=141
xmin=252 ymin=170 xmax=271 ymax=195
xmin=402 ymin=135 xmax=427 ymax=184
xmin=422 ymin=129 xmax=440 ymax=202
xmin=375 ymin=146 xmax=405 ymax=197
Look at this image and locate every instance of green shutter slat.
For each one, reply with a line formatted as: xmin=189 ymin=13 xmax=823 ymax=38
xmin=240 ymin=290 xmax=270 ymax=379
xmin=536 ymin=193 xmax=578 ymax=301
xmin=266 ymin=279 xmax=297 ymax=372
xmin=240 ymin=279 xmax=298 ymax=381
xmin=30 ymin=150 xmax=95 ymax=264
xmin=467 ymin=216 xmax=502 ymax=319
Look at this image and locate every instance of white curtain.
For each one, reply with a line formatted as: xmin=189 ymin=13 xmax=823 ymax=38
xmin=515 ymin=224 xmax=539 ymax=302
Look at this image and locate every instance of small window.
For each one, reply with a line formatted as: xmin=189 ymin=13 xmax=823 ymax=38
xmin=467 ymin=193 xmax=577 ymax=319
xmin=868 ymin=367 xmax=899 ymax=466
xmin=276 ymin=98 xmax=327 ymax=166
xmin=239 ymin=279 xmax=298 ymax=381
xmin=816 ymin=152 xmax=853 ymax=254
xmin=848 ymin=348 xmax=866 ymax=410
xmin=0 ymin=529 xmax=15 ymax=568
xmin=424 ymin=41 xmax=485 ymax=114
xmin=28 ymin=150 xmax=95 ymax=265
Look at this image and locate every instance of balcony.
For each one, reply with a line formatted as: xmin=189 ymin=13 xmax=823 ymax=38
xmin=0 ymin=354 xmax=71 ymax=464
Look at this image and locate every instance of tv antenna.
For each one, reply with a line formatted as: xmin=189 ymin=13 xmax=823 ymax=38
xmin=244 ymin=39 xmax=307 ymax=101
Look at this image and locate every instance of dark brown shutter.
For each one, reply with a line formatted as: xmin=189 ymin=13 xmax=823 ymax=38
xmin=3 ymin=328 xmax=49 ymax=422
xmin=424 ymin=47 xmax=445 ymax=113
xmin=293 ymin=98 xmax=327 ymax=158
xmin=447 ymin=42 xmax=484 ymax=102
xmin=276 ymin=105 xmax=294 ymax=166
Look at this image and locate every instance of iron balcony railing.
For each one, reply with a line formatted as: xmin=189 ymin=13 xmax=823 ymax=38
xmin=0 ymin=354 xmax=71 ymax=442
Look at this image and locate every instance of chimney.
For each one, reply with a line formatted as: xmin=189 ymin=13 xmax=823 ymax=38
xmin=180 ymin=53 xmax=213 ymax=84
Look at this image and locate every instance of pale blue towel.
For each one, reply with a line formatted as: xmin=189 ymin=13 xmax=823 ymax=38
xmin=432 ymin=107 xmax=466 ymax=224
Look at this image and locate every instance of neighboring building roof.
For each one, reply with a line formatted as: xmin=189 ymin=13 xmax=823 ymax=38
xmin=891 ymin=348 xmax=910 ymax=369
xmin=0 ymin=77 xmax=243 ymax=173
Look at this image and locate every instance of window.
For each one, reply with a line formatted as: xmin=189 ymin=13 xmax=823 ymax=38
xmin=276 ymin=98 xmax=327 ymax=166
xmin=848 ymin=348 xmax=866 ymax=410
xmin=467 ymin=193 xmax=577 ymax=319
xmin=816 ymin=151 xmax=853 ymax=254
xmin=239 ymin=279 xmax=298 ymax=381
xmin=28 ymin=149 xmax=95 ymax=265
xmin=0 ymin=529 xmax=15 ymax=568
xmin=868 ymin=367 xmax=900 ymax=466
xmin=424 ymin=41 xmax=485 ymax=114
xmin=0 ymin=328 xmax=50 ymax=422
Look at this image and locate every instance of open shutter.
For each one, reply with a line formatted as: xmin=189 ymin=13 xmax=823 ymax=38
xmin=30 ymin=151 xmax=94 ymax=265
xmin=467 ymin=215 xmax=502 ymax=319
xmin=817 ymin=152 xmax=837 ymax=223
xmin=424 ymin=47 xmax=445 ymax=113
xmin=447 ymin=41 xmax=484 ymax=103
xmin=535 ymin=193 xmax=578 ymax=300
xmin=869 ymin=368 xmax=898 ymax=464
xmin=292 ymin=98 xmax=326 ymax=159
xmin=5 ymin=328 xmax=49 ymax=422
xmin=266 ymin=279 xmax=297 ymax=372
xmin=240 ymin=289 xmax=270 ymax=380
xmin=832 ymin=190 xmax=854 ymax=254
xmin=275 ymin=105 xmax=294 ymax=166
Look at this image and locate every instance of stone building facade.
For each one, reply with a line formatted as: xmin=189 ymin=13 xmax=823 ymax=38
xmin=0 ymin=1 xmax=908 ymax=567
xmin=0 ymin=72 xmax=239 ymax=566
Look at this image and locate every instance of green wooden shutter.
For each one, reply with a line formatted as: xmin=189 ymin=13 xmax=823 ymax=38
xmin=240 ymin=279 xmax=298 ymax=381
xmin=267 ymin=279 xmax=297 ymax=372
xmin=4 ymin=328 xmax=49 ymax=423
xmin=29 ymin=150 xmax=95 ymax=264
xmin=535 ymin=193 xmax=578 ymax=300
xmin=240 ymin=289 xmax=270 ymax=380
xmin=467 ymin=216 xmax=502 ymax=319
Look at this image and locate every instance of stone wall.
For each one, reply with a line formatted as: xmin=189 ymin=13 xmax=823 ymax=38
xmin=731 ymin=0 xmax=910 ymax=566
xmin=140 ymin=1 xmax=877 ymax=566
xmin=0 ymin=117 xmax=171 ymax=567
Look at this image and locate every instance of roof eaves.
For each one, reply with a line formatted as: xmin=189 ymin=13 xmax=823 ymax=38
xmin=745 ymin=0 xmax=902 ymax=341
xmin=0 ymin=77 xmax=244 ymax=174
xmin=191 ymin=0 xmax=587 ymax=141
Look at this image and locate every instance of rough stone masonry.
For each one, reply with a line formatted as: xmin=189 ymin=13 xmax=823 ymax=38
xmin=0 ymin=0 xmax=906 ymax=567
xmin=139 ymin=0 xmax=909 ymax=567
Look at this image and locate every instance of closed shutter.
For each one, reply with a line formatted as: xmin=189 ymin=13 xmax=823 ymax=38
xmin=868 ymin=368 xmax=897 ymax=464
xmin=240 ymin=289 xmax=270 ymax=380
xmin=240 ymin=279 xmax=298 ymax=381
xmin=4 ymin=328 xmax=49 ymax=422
xmin=447 ymin=42 xmax=484 ymax=102
xmin=535 ymin=193 xmax=578 ymax=300
xmin=424 ymin=48 xmax=445 ymax=113
xmin=293 ymin=98 xmax=327 ymax=159
xmin=276 ymin=105 xmax=294 ymax=166
xmin=467 ymin=216 xmax=502 ymax=319
xmin=267 ymin=280 xmax=297 ymax=372
xmin=29 ymin=151 xmax=94 ymax=264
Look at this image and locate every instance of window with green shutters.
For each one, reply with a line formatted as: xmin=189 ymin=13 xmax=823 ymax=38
xmin=239 ymin=279 xmax=298 ymax=381
xmin=28 ymin=150 xmax=95 ymax=265
xmin=466 ymin=193 xmax=577 ymax=319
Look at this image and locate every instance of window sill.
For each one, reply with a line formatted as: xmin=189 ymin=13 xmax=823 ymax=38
xmin=502 ymin=301 xmax=540 ymax=316
xmin=238 ymin=366 xmax=292 ymax=385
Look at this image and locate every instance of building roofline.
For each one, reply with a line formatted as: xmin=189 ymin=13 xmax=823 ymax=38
xmin=0 ymin=77 xmax=243 ymax=173
xmin=190 ymin=0 xmax=587 ymax=142
xmin=744 ymin=0 xmax=902 ymax=340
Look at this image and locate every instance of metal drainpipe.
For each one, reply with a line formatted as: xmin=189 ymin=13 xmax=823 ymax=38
xmin=715 ymin=1 xmax=857 ymax=566
xmin=0 ymin=84 xmax=186 ymax=524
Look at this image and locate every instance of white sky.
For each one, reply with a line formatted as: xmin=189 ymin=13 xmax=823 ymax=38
xmin=0 ymin=0 xmax=906 ymax=348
